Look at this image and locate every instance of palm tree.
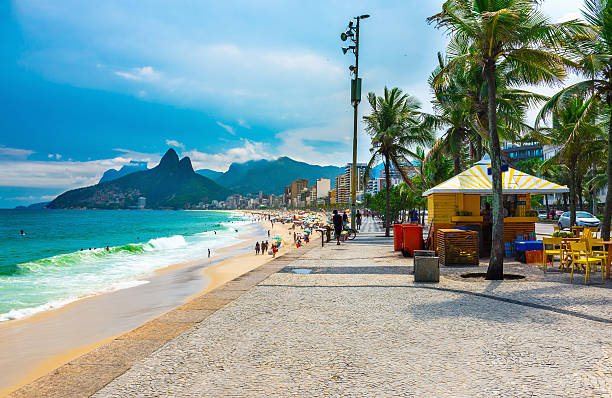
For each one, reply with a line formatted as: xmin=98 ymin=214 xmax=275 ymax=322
xmin=428 ymin=0 xmax=586 ymax=279
xmin=536 ymin=0 xmax=612 ymax=239
xmin=536 ymin=96 xmax=606 ymax=227
xmin=362 ymin=87 xmax=434 ymax=237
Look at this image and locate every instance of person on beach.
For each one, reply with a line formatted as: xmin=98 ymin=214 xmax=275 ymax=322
xmin=333 ymin=210 xmax=343 ymax=245
xmin=208 ymin=248 xmax=211 ymax=258
xmin=268 ymin=230 xmax=270 ymax=237
xmin=255 ymin=242 xmax=260 ymax=255
xmin=293 ymin=232 xmax=296 ymax=243
xmin=356 ymin=210 xmax=362 ymax=230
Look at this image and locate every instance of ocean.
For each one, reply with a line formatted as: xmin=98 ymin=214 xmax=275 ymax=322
xmin=0 ymin=209 xmax=252 ymax=321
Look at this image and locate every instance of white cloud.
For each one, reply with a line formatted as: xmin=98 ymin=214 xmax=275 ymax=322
xmin=165 ymin=139 xmax=185 ymax=150
xmin=184 ymin=139 xmax=274 ymax=171
xmin=0 ymin=150 xmax=161 ymax=188
xmin=114 ymin=66 xmax=160 ymax=81
xmin=216 ymin=121 xmax=236 ymax=136
xmin=237 ymin=118 xmax=250 ymax=129
xmin=0 ymin=146 xmax=35 ymax=160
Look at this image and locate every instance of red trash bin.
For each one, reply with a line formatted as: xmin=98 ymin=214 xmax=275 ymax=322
xmin=402 ymin=224 xmax=424 ymax=257
xmin=393 ymin=224 xmax=405 ymax=251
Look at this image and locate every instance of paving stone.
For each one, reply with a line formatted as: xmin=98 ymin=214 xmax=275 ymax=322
xmin=71 ymin=339 xmax=166 ymax=366
xmin=9 ymin=364 xmax=128 ymax=398
xmin=154 ymin=309 xmax=215 ymax=323
xmin=117 ymin=321 xmax=195 ymax=340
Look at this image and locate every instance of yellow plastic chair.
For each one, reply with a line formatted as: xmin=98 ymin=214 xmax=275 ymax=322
xmin=542 ymin=237 xmax=561 ymax=272
xmin=553 ymin=225 xmax=560 ymax=233
xmin=588 ymin=239 xmax=607 ymax=284
xmin=568 ymin=241 xmax=603 ymax=285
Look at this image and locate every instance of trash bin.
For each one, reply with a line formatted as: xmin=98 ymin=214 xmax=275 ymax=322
xmin=402 ymin=224 xmax=424 ymax=257
xmin=393 ymin=224 xmax=405 ymax=251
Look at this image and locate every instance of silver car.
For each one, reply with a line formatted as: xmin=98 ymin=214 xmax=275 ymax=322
xmin=558 ymin=211 xmax=601 ymax=230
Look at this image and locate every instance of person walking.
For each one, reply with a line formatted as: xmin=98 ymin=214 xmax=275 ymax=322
xmin=255 ymin=241 xmax=260 ymax=255
xmin=342 ymin=211 xmax=348 ymax=225
xmin=356 ymin=210 xmax=362 ymax=231
xmin=333 ymin=210 xmax=344 ymax=246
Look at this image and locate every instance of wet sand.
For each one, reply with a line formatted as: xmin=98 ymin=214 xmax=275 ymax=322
xmin=0 ymin=217 xmax=298 ymax=396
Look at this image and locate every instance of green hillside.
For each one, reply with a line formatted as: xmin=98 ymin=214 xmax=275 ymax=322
xmin=219 ymin=157 xmax=344 ymax=195
xmin=49 ymin=149 xmax=233 ymax=209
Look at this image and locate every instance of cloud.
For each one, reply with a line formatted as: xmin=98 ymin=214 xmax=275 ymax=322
xmin=274 ymin=118 xmax=369 ymax=167
xmin=237 ymin=118 xmax=250 ymax=129
xmin=0 ymin=150 xmax=161 ymax=188
xmin=216 ymin=121 xmax=236 ymax=136
xmin=0 ymin=146 xmax=35 ymax=160
xmin=165 ymin=139 xmax=185 ymax=150
xmin=114 ymin=66 xmax=160 ymax=81
xmin=184 ymin=139 xmax=274 ymax=171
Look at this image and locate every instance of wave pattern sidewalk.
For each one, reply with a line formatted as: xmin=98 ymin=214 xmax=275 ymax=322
xmin=88 ymin=217 xmax=612 ymax=397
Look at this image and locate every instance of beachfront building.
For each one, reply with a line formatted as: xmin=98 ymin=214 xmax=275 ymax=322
xmin=316 ymin=178 xmax=331 ymax=199
xmin=502 ymin=141 xmax=544 ymax=162
xmin=335 ymin=174 xmax=348 ymax=204
xmin=344 ymin=163 xmax=367 ymax=197
xmin=329 ymin=188 xmax=337 ymax=205
xmin=137 ymin=196 xmax=146 ymax=209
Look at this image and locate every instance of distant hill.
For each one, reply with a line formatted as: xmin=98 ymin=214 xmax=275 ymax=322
xmin=99 ymin=161 xmax=148 ymax=183
xmin=196 ymin=169 xmax=223 ymax=181
xmin=218 ymin=157 xmax=344 ymax=195
xmin=49 ymin=149 xmax=233 ymax=209
xmin=14 ymin=201 xmax=50 ymax=210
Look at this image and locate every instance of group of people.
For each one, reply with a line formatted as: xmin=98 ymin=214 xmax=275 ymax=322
xmin=331 ymin=209 xmax=363 ymax=245
xmin=255 ymin=240 xmax=278 ymax=257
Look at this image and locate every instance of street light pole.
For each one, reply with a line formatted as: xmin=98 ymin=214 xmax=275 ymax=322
xmin=341 ymin=14 xmax=369 ymax=231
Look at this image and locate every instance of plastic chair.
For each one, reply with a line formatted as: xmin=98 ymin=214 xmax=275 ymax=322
xmin=542 ymin=237 xmax=561 ymax=272
xmin=553 ymin=225 xmax=560 ymax=233
xmin=568 ymin=241 xmax=603 ymax=285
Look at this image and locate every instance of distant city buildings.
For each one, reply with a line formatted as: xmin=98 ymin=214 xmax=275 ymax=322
xmin=137 ymin=196 xmax=146 ymax=209
xmin=503 ymin=142 xmax=544 ymax=162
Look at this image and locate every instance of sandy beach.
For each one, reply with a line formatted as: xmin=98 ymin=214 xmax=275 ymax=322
xmin=0 ymin=211 xmax=305 ymax=396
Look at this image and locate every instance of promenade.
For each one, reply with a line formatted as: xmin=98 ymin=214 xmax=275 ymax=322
xmin=12 ymin=217 xmax=612 ymax=397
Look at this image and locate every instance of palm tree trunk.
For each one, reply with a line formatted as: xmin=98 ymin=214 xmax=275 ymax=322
xmin=484 ymin=61 xmax=504 ymax=280
xmin=384 ymin=154 xmax=391 ymax=237
xmin=453 ymin=155 xmax=461 ymax=175
xmin=602 ymin=97 xmax=612 ymax=241
xmin=569 ymin=161 xmax=577 ymax=228
xmin=577 ymin=174 xmax=584 ymax=211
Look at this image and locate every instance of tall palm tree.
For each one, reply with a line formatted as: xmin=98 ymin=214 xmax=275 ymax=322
xmin=363 ymin=87 xmax=434 ymax=237
xmin=537 ymin=0 xmax=612 ymax=239
xmin=428 ymin=0 xmax=586 ymax=279
xmin=536 ymin=96 xmax=606 ymax=226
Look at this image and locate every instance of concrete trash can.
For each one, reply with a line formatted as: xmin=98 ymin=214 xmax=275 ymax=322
xmin=414 ymin=256 xmax=440 ymax=283
xmin=413 ymin=250 xmax=435 ymax=257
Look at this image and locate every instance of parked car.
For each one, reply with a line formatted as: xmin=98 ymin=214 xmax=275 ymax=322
xmin=554 ymin=210 xmax=564 ymax=219
xmin=558 ymin=211 xmax=601 ymax=230
xmin=537 ymin=210 xmax=548 ymax=220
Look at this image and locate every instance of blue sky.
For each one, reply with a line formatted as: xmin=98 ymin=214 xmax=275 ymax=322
xmin=0 ymin=0 xmax=582 ymax=207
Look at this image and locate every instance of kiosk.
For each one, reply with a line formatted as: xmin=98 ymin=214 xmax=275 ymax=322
xmin=423 ymin=156 xmax=569 ymax=255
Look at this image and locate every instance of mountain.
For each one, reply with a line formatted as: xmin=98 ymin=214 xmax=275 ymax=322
xmin=196 ymin=169 xmax=223 ymax=181
xmin=218 ymin=157 xmax=344 ymax=195
xmin=99 ymin=161 xmax=148 ymax=183
xmin=49 ymin=149 xmax=233 ymax=209
xmin=14 ymin=201 xmax=50 ymax=210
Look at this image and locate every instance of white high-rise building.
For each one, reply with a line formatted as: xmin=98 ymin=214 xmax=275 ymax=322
xmin=316 ymin=178 xmax=331 ymax=199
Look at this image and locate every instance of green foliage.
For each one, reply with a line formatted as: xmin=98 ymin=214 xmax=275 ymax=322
xmin=369 ymin=183 xmax=421 ymax=224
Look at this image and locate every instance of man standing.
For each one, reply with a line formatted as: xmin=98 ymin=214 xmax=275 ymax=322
xmin=356 ymin=210 xmax=362 ymax=231
xmin=333 ymin=210 xmax=344 ymax=246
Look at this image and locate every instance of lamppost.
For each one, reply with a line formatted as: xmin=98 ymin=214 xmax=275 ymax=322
xmin=341 ymin=14 xmax=369 ymax=231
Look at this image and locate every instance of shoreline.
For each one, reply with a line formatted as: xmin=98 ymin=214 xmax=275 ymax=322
xmin=0 ymin=214 xmax=298 ymax=396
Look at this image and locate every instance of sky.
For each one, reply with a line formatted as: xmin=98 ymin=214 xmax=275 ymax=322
xmin=0 ymin=0 xmax=583 ymax=208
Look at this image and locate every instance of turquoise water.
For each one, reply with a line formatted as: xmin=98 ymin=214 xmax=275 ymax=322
xmin=0 ymin=209 xmax=252 ymax=321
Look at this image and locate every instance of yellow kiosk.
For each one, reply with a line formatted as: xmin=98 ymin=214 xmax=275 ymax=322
xmin=423 ymin=156 xmax=569 ymax=254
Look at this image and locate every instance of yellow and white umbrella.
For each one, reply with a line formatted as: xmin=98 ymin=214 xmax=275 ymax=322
xmin=423 ymin=156 xmax=569 ymax=196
